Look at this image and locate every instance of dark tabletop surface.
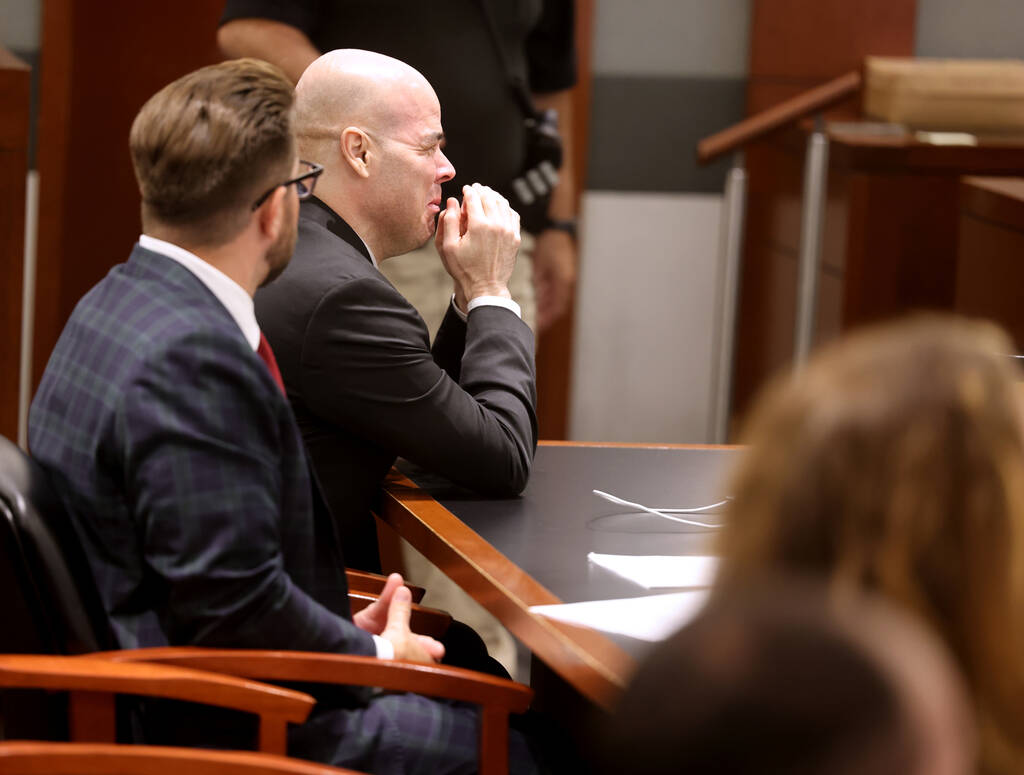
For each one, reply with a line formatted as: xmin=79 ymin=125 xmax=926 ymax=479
xmin=399 ymin=444 xmax=742 ymax=605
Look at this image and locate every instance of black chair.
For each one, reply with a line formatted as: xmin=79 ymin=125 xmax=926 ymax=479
xmin=0 ymin=433 xmax=119 ymax=739
xmin=0 ymin=435 xmax=114 ymax=656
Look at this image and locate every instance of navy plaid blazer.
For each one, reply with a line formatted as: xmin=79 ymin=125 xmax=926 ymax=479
xmin=28 ymin=244 xmax=543 ymax=773
xmin=29 ymin=244 xmax=376 ymax=658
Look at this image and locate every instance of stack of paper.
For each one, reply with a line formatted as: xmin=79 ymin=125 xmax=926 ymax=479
xmin=587 ymin=552 xmax=718 ymax=589
xmin=530 ymin=590 xmax=709 ymax=642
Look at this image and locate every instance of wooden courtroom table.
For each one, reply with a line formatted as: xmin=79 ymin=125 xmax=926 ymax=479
xmin=378 ymin=442 xmax=741 ymax=712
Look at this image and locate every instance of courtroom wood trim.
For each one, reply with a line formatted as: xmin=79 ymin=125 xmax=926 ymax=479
xmin=346 ymin=591 xmax=453 ymax=639
xmin=540 ymin=440 xmax=743 ymax=449
xmin=0 ymin=47 xmax=30 ymax=443
xmin=535 ymin=0 xmax=594 ymax=439
xmin=697 ymin=70 xmax=862 ymax=164
xmin=379 ymin=469 xmax=636 ymax=710
xmin=345 ymin=568 xmax=426 ymax=602
xmin=0 ymin=742 xmax=365 ymax=775
xmin=961 ymin=176 xmax=1024 ymax=226
xmin=33 ymin=0 xmax=73 ymax=390
xmin=98 ymin=647 xmax=533 ymax=714
xmin=0 ymin=655 xmax=314 ymax=724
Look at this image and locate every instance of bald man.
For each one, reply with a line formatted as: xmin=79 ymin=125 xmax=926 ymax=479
xmin=255 ymin=50 xmax=537 ymax=577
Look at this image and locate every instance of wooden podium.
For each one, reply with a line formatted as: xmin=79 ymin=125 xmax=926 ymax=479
xmin=732 ymin=126 xmax=1024 ymax=418
xmin=956 ymin=176 xmax=1024 ymax=349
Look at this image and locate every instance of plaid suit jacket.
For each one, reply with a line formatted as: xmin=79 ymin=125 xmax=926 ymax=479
xmin=29 ymin=244 xmax=376 ymax=658
xmin=28 ymin=244 xmax=541 ymax=774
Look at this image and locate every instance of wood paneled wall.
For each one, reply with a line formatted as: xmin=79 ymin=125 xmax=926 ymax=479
xmin=34 ymin=1 xmax=224 ymax=389
xmin=0 ymin=48 xmax=30 ymax=442
xmin=536 ymin=0 xmax=593 ymax=440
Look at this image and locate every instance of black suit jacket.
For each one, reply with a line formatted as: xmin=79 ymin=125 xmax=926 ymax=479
xmin=255 ymin=198 xmax=538 ymax=570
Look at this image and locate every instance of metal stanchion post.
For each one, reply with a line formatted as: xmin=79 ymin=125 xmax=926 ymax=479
xmin=712 ymin=151 xmax=747 ymax=443
xmin=793 ymin=115 xmax=830 ymax=367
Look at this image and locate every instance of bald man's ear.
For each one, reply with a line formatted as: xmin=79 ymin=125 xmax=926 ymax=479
xmin=340 ymin=126 xmax=372 ymax=179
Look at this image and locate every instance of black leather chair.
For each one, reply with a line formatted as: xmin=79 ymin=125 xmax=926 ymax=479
xmin=0 ymin=434 xmax=114 ymax=657
xmin=0 ymin=433 xmax=119 ymax=739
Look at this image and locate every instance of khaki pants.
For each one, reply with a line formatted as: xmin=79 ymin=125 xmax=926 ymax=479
xmin=378 ymin=237 xmax=536 ymax=678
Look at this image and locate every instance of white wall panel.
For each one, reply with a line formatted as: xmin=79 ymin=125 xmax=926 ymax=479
xmin=569 ymin=192 xmax=724 ymax=443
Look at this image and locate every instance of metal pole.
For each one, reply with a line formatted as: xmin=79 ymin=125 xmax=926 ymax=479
xmin=18 ymin=170 xmax=39 ymax=451
xmin=712 ymin=151 xmax=747 ymax=443
xmin=793 ymin=115 xmax=830 ymax=367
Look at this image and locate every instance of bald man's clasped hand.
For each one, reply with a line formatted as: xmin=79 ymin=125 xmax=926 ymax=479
xmin=436 ymin=183 xmax=521 ymax=314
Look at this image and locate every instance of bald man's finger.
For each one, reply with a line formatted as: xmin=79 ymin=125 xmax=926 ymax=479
xmin=462 ymin=184 xmax=485 ymax=225
xmin=440 ymin=198 xmax=462 ymax=253
xmin=476 ymin=183 xmax=503 ymax=220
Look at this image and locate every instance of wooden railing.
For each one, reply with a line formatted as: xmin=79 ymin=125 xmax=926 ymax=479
xmin=697 ymin=70 xmax=862 ymax=164
xmin=696 ymin=69 xmax=863 ymax=442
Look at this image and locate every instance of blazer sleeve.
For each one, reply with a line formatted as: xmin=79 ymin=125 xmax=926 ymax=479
xmin=118 ymin=328 xmax=377 ymax=657
xmin=300 ymin=276 xmax=538 ymax=496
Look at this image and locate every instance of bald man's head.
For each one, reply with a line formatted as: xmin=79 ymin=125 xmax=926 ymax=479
xmin=292 ymin=49 xmax=456 ymax=260
xmin=293 ymin=49 xmax=435 ymax=160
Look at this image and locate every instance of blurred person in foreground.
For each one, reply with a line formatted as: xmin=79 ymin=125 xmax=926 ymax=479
xmin=28 ymin=58 xmax=541 ymax=775
xmin=715 ymin=314 xmax=1024 ymax=775
xmin=599 ymin=580 xmax=975 ymax=775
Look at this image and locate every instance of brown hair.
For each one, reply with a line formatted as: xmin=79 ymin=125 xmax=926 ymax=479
xmin=599 ymin=582 xmax=939 ymax=775
xmin=716 ymin=315 xmax=1024 ymax=774
xmin=129 ymin=58 xmax=294 ymax=245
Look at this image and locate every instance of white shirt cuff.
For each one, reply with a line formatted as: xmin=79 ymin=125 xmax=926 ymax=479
xmin=372 ymin=634 xmax=394 ymax=660
xmin=451 ymin=294 xmax=522 ymax=321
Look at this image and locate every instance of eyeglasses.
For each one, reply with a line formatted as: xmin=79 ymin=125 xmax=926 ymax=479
xmin=252 ymin=161 xmax=324 ymax=210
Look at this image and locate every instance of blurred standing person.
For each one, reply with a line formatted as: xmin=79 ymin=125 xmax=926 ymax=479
xmin=218 ymin=0 xmax=579 ymax=336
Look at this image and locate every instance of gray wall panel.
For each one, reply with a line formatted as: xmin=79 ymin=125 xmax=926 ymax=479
xmin=593 ymin=0 xmax=752 ymax=78
xmin=1 ymin=0 xmax=40 ymax=50
xmin=915 ymin=0 xmax=1024 ymax=58
xmin=586 ymin=75 xmax=747 ymax=193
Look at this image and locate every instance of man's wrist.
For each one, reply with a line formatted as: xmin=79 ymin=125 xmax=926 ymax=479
xmin=451 ymin=294 xmax=522 ymax=321
xmin=373 ymin=634 xmax=394 ymax=659
xmin=461 ymin=283 xmax=512 ymax=302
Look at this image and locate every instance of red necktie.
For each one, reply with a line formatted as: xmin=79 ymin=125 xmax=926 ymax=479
xmin=257 ymin=331 xmax=286 ymax=396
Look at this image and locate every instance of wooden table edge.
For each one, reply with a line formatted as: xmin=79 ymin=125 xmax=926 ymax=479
xmin=377 ymin=474 xmax=630 ymax=710
xmin=378 ymin=443 xmax=739 ymax=710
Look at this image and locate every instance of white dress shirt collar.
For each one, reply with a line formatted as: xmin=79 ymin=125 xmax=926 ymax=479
xmin=138 ymin=234 xmax=261 ymax=351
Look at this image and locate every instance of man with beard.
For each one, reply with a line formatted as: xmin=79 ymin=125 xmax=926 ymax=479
xmin=29 ymin=58 xmax=540 ymax=774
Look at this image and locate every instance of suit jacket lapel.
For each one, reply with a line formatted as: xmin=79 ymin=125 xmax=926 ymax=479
xmin=301 ymin=197 xmax=374 ymax=265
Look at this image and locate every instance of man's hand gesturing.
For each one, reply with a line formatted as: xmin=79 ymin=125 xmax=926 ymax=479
xmin=353 ymin=572 xmax=445 ymax=664
xmin=436 ymin=183 xmax=521 ymax=313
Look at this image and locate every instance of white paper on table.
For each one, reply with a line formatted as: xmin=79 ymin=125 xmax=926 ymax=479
xmin=529 ymin=590 xmax=709 ymax=642
xmin=587 ymin=552 xmax=718 ymax=589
